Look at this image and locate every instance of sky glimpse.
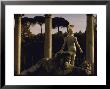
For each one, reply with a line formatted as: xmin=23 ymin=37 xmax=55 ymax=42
xmin=23 ymin=14 xmax=87 ymax=35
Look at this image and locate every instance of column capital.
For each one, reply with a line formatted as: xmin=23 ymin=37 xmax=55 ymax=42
xmin=45 ymin=14 xmax=52 ymax=18
xmin=14 ymin=14 xmax=24 ymax=19
xmin=86 ymin=14 xmax=93 ymax=17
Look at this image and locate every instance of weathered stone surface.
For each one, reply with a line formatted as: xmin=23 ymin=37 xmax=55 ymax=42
xmin=21 ymin=52 xmax=90 ymax=76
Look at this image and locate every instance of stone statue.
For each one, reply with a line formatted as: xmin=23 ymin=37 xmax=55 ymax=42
xmin=60 ymin=25 xmax=83 ymax=66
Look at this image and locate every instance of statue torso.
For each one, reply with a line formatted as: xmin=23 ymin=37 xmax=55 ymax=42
xmin=65 ymin=35 xmax=77 ymax=52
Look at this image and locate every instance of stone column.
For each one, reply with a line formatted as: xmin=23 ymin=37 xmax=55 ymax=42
xmin=14 ymin=14 xmax=22 ymax=75
xmin=86 ymin=14 xmax=94 ymax=74
xmin=44 ymin=14 xmax=52 ymax=58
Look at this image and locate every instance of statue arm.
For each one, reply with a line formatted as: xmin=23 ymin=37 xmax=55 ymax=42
xmin=61 ymin=37 xmax=67 ymax=50
xmin=75 ymin=37 xmax=83 ymax=53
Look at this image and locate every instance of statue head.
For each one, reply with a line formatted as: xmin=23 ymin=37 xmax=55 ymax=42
xmin=67 ymin=25 xmax=74 ymax=34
